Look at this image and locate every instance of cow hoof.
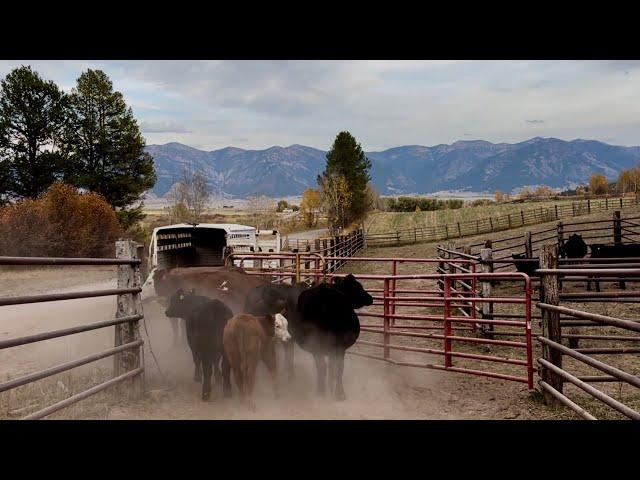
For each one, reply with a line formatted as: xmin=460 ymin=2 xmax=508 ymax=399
xmin=334 ymin=391 xmax=346 ymax=401
xmin=202 ymin=393 xmax=210 ymax=401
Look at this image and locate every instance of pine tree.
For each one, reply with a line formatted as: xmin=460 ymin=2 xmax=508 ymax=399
xmin=62 ymin=69 xmax=156 ymax=220
xmin=319 ymin=131 xmax=371 ymax=225
xmin=0 ymin=66 xmax=68 ymax=199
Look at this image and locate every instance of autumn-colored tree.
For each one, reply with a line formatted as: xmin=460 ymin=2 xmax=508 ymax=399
xmin=617 ymin=166 xmax=640 ymax=194
xmin=589 ymin=174 xmax=608 ymax=195
xmin=300 ymin=188 xmax=322 ymax=228
xmin=494 ymin=190 xmax=504 ymax=202
xmin=534 ymin=185 xmax=552 ymax=197
xmin=518 ymin=187 xmax=532 ymax=200
xmin=0 ymin=181 xmax=121 ymax=257
xmin=320 ymin=174 xmax=352 ymax=234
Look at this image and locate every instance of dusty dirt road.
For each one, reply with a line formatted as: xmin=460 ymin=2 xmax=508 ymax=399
xmin=1 ymin=265 xmax=549 ymax=420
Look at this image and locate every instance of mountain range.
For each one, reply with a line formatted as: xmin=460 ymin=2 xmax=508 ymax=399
xmin=146 ymin=137 xmax=640 ymax=198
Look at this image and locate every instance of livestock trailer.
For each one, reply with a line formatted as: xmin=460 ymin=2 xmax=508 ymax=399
xmin=141 ymin=223 xmax=280 ymax=297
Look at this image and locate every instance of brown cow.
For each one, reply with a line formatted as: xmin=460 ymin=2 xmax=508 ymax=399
xmin=149 ymin=266 xmax=270 ymax=345
xmin=222 ymin=313 xmax=291 ymax=411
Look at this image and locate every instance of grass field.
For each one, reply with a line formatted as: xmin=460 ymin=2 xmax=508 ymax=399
xmin=363 ymin=198 xmax=630 ymax=234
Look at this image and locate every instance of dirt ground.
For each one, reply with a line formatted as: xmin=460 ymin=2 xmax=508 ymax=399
xmin=1 ymin=263 xmax=546 ymax=420
xmin=2 ymin=208 xmax=638 ymax=419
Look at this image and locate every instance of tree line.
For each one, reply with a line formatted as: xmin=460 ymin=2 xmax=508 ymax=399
xmin=385 ymin=197 xmax=464 ymax=212
xmin=0 ymin=66 xmax=156 ymax=228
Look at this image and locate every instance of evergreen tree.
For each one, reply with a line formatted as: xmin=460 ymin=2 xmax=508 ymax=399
xmin=318 ymin=131 xmax=371 ymax=225
xmin=0 ymin=66 xmax=68 ymax=199
xmin=62 ymin=69 xmax=156 ymax=219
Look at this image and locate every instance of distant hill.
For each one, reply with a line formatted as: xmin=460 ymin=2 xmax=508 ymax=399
xmin=146 ymin=137 xmax=640 ymax=198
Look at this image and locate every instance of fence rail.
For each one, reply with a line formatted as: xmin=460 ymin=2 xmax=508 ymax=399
xmin=0 ymin=241 xmax=145 ymax=420
xmin=535 ymin=244 xmax=640 ymax=420
xmin=365 ymin=195 xmax=640 ymax=247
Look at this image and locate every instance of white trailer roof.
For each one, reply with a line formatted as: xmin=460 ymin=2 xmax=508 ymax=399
xmin=151 ymin=223 xmax=255 ymax=236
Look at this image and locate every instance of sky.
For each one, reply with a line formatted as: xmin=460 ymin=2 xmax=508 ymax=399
xmin=1 ymin=60 xmax=639 ymax=152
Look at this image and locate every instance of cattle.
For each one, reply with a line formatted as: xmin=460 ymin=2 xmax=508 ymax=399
xmin=587 ymin=243 xmax=640 ymax=291
xmin=244 ymin=282 xmax=312 ymax=380
xmin=164 ymin=289 xmax=234 ymax=400
xmin=560 ymin=234 xmax=588 ymax=260
xmin=223 ymin=313 xmax=291 ymax=411
xmin=558 ymin=234 xmax=589 ymax=291
xmin=152 ymin=266 xmax=270 ymax=344
xmin=511 ymin=253 xmax=539 ymax=278
xmin=296 ymin=274 xmax=373 ymax=401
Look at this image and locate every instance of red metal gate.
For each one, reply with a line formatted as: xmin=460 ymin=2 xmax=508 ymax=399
xmin=230 ymin=253 xmax=535 ymax=389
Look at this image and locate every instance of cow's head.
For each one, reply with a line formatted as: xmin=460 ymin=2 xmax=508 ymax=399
xmin=274 ymin=313 xmax=292 ymax=342
xmin=333 ymin=274 xmax=373 ymax=309
xmin=165 ymin=288 xmax=196 ymax=318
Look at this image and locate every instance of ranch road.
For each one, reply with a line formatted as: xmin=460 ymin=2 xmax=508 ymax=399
xmin=1 ymin=266 xmax=547 ymax=419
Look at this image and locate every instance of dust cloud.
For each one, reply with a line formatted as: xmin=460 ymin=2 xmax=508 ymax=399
xmin=1 ymin=266 xmax=450 ymax=420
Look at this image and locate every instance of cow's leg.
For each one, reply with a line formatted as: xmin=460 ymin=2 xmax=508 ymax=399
xmin=201 ymin=354 xmax=213 ymax=401
xmin=185 ymin=322 xmax=202 ymax=382
xmin=221 ymin=353 xmax=232 ymax=398
xmin=170 ymin=318 xmax=179 ymax=346
xmin=213 ymin=353 xmax=223 ymax=386
xmin=313 ymin=353 xmax=327 ymax=396
xmin=245 ymin=352 xmax=259 ymax=412
xmin=620 ymin=279 xmax=627 ymax=290
xmin=333 ymin=348 xmax=347 ymax=401
xmin=328 ymin=349 xmax=337 ymax=398
xmin=284 ymin=340 xmax=295 ymax=381
xmin=261 ymin=341 xmax=279 ymax=397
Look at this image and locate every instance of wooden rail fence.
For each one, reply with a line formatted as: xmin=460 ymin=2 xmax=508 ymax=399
xmin=365 ymin=195 xmax=640 ymax=247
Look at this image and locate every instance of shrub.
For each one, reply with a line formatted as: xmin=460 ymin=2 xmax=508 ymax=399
xmin=384 ymin=196 xmax=464 ymax=212
xmin=0 ymin=182 xmax=122 ymax=257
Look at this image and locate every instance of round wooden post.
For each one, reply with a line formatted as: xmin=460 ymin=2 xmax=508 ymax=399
xmin=540 ymin=244 xmax=562 ymax=405
xmin=613 ymin=210 xmax=622 ymax=245
xmin=480 ymin=247 xmax=494 ymax=339
xmin=114 ymin=240 xmax=143 ymax=399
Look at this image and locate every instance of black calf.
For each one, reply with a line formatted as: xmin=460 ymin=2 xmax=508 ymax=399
xmin=165 ymin=289 xmax=234 ymax=400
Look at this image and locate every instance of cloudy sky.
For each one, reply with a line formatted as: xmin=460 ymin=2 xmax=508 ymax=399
xmin=1 ymin=60 xmax=639 ymax=151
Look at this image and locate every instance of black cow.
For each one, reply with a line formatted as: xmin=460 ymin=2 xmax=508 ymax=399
xmin=587 ymin=243 xmax=640 ymax=291
xmin=245 ymin=275 xmax=373 ymax=401
xmin=511 ymin=253 xmax=539 ymax=277
xmin=559 ymin=234 xmax=588 ymax=290
xmin=165 ymin=289 xmax=234 ymax=400
xmin=297 ymin=275 xmax=373 ymax=401
xmin=560 ymin=234 xmax=588 ymax=260
xmin=244 ymin=282 xmax=312 ymax=380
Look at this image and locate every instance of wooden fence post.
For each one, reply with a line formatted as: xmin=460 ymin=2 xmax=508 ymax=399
xmin=554 ymin=204 xmax=558 ymax=220
xmin=476 ymin=219 xmax=480 ymax=234
xmin=457 ymin=222 xmax=462 ymax=238
xmin=445 ymin=224 xmax=449 ymax=240
xmin=524 ymin=231 xmax=533 ymax=258
xmin=613 ymin=210 xmax=622 ymax=245
xmin=463 ymin=246 xmax=472 ymax=317
xmin=114 ymin=240 xmax=143 ymax=399
xmin=557 ymin=221 xmax=564 ymax=248
xmin=539 ymin=244 xmax=562 ymax=405
xmin=521 ymin=210 xmax=525 ymax=226
xmin=480 ymin=245 xmax=494 ymax=339
xmin=489 ymin=217 xmax=494 ymax=231
xmin=587 ymin=199 xmax=591 ymax=214
xmin=508 ymin=214 xmax=512 ymax=228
